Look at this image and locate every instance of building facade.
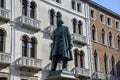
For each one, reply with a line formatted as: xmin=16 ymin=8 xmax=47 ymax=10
xmin=89 ymin=1 xmax=120 ymax=80
xmin=0 ymin=0 xmax=120 ymax=80
xmin=0 ymin=0 xmax=91 ymax=80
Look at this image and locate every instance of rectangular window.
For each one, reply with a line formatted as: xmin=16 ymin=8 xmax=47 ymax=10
xmin=91 ymin=9 xmax=95 ymax=19
xmin=100 ymin=14 xmax=105 ymax=23
xmin=77 ymin=3 xmax=82 ymax=12
xmin=107 ymin=17 xmax=112 ymax=26
xmin=72 ymin=0 xmax=76 ymax=10
xmin=116 ymin=21 xmax=120 ymax=29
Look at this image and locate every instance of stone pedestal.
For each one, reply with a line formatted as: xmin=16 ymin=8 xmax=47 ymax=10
xmin=46 ymin=70 xmax=77 ymax=80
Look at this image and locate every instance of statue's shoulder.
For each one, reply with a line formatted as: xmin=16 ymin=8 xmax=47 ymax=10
xmin=63 ymin=26 xmax=68 ymax=30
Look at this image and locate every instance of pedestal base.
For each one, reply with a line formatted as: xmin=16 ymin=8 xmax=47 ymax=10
xmin=46 ymin=70 xmax=77 ymax=80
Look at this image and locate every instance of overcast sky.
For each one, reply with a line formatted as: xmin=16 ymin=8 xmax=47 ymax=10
xmin=92 ymin=0 xmax=120 ymax=15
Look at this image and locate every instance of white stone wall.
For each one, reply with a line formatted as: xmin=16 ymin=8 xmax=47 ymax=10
xmin=0 ymin=0 xmax=91 ymax=80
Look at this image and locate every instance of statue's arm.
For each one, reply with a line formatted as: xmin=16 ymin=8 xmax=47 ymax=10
xmin=51 ymin=30 xmax=55 ymax=41
xmin=66 ymin=27 xmax=73 ymax=49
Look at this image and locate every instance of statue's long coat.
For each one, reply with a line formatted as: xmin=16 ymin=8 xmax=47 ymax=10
xmin=49 ymin=26 xmax=73 ymax=61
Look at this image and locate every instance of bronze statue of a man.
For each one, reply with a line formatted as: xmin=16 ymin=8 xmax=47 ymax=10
xmin=49 ymin=18 xmax=73 ymax=72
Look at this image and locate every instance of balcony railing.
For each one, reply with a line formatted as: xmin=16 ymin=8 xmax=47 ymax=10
xmin=16 ymin=57 xmax=42 ymax=71
xmin=94 ymin=72 xmax=106 ymax=80
xmin=72 ymin=67 xmax=90 ymax=78
xmin=0 ymin=7 xmax=11 ymax=22
xmin=0 ymin=52 xmax=11 ymax=66
xmin=71 ymin=33 xmax=87 ymax=45
xmin=17 ymin=16 xmax=41 ymax=31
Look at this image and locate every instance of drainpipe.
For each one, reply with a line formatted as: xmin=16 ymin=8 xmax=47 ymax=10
xmin=10 ymin=0 xmax=15 ymax=80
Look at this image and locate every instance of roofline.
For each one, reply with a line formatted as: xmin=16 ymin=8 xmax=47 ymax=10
xmin=89 ymin=1 xmax=120 ymax=19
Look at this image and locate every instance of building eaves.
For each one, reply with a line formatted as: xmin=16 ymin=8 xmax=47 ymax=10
xmin=89 ymin=1 xmax=120 ymax=19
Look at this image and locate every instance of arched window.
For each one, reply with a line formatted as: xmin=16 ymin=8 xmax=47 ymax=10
xmin=104 ymin=53 xmax=108 ymax=74
xmin=0 ymin=0 xmax=4 ymax=8
xmin=30 ymin=1 xmax=36 ymax=18
xmin=94 ymin=50 xmax=98 ymax=71
xmin=92 ymin=25 xmax=96 ymax=41
xmin=74 ymin=49 xmax=79 ymax=67
xmin=22 ymin=36 xmax=28 ymax=57
xmin=80 ymin=51 xmax=84 ymax=68
xmin=101 ymin=29 xmax=105 ymax=44
xmin=22 ymin=0 xmax=28 ymax=16
xmin=118 ymin=35 xmax=120 ymax=49
xmin=109 ymin=32 xmax=112 ymax=47
xmin=50 ymin=9 xmax=55 ymax=25
xmin=0 ymin=29 xmax=5 ymax=52
xmin=30 ymin=37 xmax=37 ymax=58
xmin=78 ymin=21 xmax=82 ymax=35
xmin=73 ymin=18 xmax=77 ymax=33
xmin=111 ymin=55 xmax=115 ymax=75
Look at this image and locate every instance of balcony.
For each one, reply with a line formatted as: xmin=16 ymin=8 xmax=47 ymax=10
xmin=0 ymin=52 xmax=11 ymax=67
xmin=72 ymin=67 xmax=90 ymax=78
xmin=71 ymin=33 xmax=87 ymax=45
xmin=94 ymin=72 xmax=106 ymax=80
xmin=0 ymin=7 xmax=11 ymax=22
xmin=15 ymin=57 xmax=42 ymax=72
xmin=17 ymin=16 xmax=41 ymax=31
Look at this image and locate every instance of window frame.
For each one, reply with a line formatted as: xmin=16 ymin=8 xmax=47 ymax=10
xmin=101 ymin=29 xmax=106 ymax=44
xmin=118 ymin=35 xmax=120 ymax=49
xmin=71 ymin=0 xmax=76 ymax=10
xmin=104 ymin=53 xmax=109 ymax=74
xmin=77 ymin=3 xmax=82 ymax=13
xmin=90 ymin=8 xmax=96 ymax=20
xmin=111 ymin=55 xmax=115 ymax=75
xmin=115 ymin=20 xmax=120 ymax=30
xmin=108 ymin=32 xmax=113 ymax=47
xmin=0 ymin=29 xmax=5 ymax=52
xmin=107 ymin=16 xmax=112 ymax=27
xmin=91 ymin=25 xmax=97 ymax=41
xmin=100 ymin=12 xmax=105 ymax=24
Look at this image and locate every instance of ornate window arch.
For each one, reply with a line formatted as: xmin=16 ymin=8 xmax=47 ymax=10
xmin=94 ymin=50 xmax=98 ymax=71
xmin=50 ymin=9 xmax=55 ymax=25
xmin=91 ymin=25 xmax=96 ymax=41
xmin=30 ymin=37 xmax=37 ymax=58
xmin=79 ymin=50 xmax=84 ymax=68
xmin=109 ymin=32 xmax=113 ymax=47
xmin=30 ymin=1 xmax=37 ymax=18
xmin=111 ymin=55 xmax=115 ymax=75
xmin=73 ymin=18 xmax=77 ymax=33
xmin=104 ymin=53 xmax=108 ymax=74
xmin=22 ymin=0 xmax=28 ymax=16
xmin=74 ymin=49 xmax=79 ymax=67
xmin=0 ymin=29 xmax=6 ymax=52
xmin=101 ymin=29 xmax=105 ymax=44
xmin=78 ymin=20 xmax=82 ymax=35
xmin=22 ymin=35 xmax=29 ymax=57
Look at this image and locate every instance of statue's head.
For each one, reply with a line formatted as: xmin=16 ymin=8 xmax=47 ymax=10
xmin=57 ymin=18 xmax=64 ymax=27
